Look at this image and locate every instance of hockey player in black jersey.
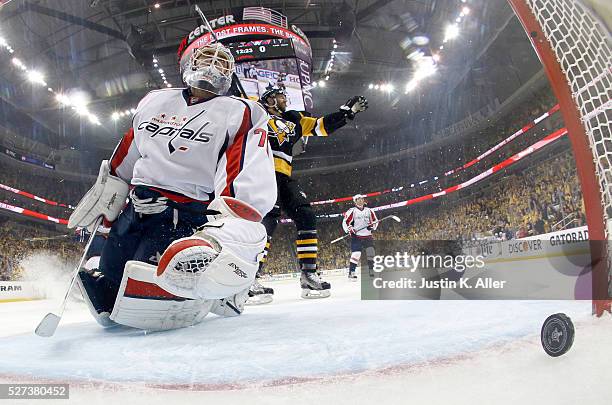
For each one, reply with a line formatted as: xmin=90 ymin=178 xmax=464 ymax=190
xmin=248 ymin=86 xmax=368 ymax=303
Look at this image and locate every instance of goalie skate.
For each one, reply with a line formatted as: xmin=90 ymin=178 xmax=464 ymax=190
xmin=300 ymin=271 xmax=331 ymax=299
xmin=76 ymin=270 xmax=118 ymax=328
xmin=245 ymin=278 xmax=274 ymax=305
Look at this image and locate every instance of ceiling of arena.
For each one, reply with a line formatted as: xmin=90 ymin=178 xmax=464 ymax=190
xmin=0 ymin=0 xmax=540 ymax=161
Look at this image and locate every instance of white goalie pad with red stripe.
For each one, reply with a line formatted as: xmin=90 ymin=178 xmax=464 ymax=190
xmin=109 ymin=261 xmax=213 ymax=331
xmin=155 ymin=216 xmax=266 ymax=300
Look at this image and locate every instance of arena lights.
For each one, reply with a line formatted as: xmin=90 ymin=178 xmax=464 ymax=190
xmin=403 ymin=2 xmax=472 ymax=98
xmin=405 ymin=80 xmax=418 ymax=93
xmin=27 ymin=70 xmax=47 ymax=86
xmin=111 ymin=106 xmax=138 ymax=121
xmin=0 ymin=35 xmax=14 ymax=53
xmin=11 ymin=57 xmax=25 ymax=69
xmin=369 ymin=82 xmax=395 ymax=93
xmin=322 ymin=39 xmax=337 ymax=80
xmin=443 ymin=23 xmax=460 ymax=42
xmin=55 ymin=91 xmax=100 ymax=125
xmin=311 ymin=80 xmax=327 ymax=88
xmin=55 ymin=93 xmax=71 ymax=105
xmin=152 ymin=55 xmax=170 ymax=87
xmin=413 ymin=57 xmax=437 ymax=80
xmin=1 ymin=33 xmax=102 ymax=126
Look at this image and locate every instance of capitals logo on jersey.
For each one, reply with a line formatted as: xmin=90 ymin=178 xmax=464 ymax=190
xmin=268 ymin=117 xmax=296 ymax=145
xmin=137 ymin=112 xmax=215 ymax=154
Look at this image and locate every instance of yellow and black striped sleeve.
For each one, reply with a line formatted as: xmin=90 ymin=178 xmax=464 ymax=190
xmin=285 ymin=110 xmax=349 ymax=138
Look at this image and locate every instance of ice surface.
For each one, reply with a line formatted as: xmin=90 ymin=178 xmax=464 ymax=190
xmin=0 ymin=273 xmax=610 ymax=404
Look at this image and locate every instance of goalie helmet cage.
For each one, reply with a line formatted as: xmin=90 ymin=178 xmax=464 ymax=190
xmin=507 ymin=0 xmax=611 ymax=316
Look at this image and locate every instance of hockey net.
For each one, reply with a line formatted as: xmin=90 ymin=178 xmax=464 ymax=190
xmin=508 ymin=0 xmax=611 ymax=315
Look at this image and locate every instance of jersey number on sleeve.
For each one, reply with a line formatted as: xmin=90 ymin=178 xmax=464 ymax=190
xmin=256 ymin=128 xmax=268 ymax=147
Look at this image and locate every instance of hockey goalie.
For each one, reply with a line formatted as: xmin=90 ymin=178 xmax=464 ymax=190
xmin=66 ymin=37 xmax=276 ymax=331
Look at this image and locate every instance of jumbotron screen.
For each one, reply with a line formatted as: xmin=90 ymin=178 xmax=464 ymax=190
xmin=227 ymin=38 xmax=309 ymax=111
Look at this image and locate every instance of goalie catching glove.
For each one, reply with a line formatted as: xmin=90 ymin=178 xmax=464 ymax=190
xmin=340 ymin=96 xmax=368 ymax=120
xmin=68 ymin=160 xmax=129 ymax=231
xmin=155 ymin=197 xmax=266 ymax=300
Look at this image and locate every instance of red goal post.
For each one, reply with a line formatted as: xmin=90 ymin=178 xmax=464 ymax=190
xmin=507 ymin=0 xmax=611 ymax=315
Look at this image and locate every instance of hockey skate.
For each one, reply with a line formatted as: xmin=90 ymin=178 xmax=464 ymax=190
xmin=245 ymin=277 xmax=274 ymax=305
xmin=348 ymin=271 xmax=358 ymax=281
xmin=76 ymin=270 xmax=118 ymax=328
xmin=300 ymin=270 xmax=331 ymax=299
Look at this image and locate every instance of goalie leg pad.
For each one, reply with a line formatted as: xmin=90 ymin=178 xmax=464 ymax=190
xmin=156 ymin=217 xmax=267 ymax=300
xmin=68 ymin=160 xmax=129 ymax=231
xmin=110 ymin=261 xmax=213 ymax=330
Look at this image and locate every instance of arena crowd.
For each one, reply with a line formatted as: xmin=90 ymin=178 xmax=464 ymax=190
xmin=0 ymin=87 xmax=587 ymax=279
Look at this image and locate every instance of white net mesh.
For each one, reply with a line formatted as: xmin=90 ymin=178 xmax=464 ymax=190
xmin=526 ymin=0 xmax=612 ymax=295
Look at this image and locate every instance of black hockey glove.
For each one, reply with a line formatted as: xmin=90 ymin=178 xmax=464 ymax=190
xmin=340 ymin=96 xmax=368 ymax=120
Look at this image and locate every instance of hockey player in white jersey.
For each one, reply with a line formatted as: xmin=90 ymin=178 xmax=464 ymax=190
xmin=67 ymin=38 xmax=276 ymax=330
xmin=342 ymin=194 xmax=378 ymax=279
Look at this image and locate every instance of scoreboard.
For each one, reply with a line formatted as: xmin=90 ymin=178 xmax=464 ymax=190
xmin=227 ymin=38 xmax=295 ymax=62
xmin=181 ymin=6 xmax=314 ymax=111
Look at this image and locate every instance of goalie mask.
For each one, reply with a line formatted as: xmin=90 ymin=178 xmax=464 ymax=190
xmin=180 ymin=42 xmax=235 ymax=95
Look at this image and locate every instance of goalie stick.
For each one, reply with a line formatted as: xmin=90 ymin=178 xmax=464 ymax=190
xmin=35 ymin=217 xmax=103 ymax=337
xmin=330 ymin=215 xmax=401 ymax=244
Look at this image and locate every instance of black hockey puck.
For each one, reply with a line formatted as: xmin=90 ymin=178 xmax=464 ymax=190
xmin=541 ymin=313 xmax=575 ymax=357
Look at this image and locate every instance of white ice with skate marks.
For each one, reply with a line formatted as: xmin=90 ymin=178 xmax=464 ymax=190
xmin=0 ymin=268 xmax=611 ymax=404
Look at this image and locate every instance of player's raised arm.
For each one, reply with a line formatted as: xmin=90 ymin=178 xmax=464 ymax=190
xmin=298 ymin=96 xmax=369 ymax=137
xmin=215 ymin=99 xmax=276 ymax=217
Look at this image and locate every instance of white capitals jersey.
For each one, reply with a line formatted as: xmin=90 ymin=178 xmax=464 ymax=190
xmin=342 ymin=206 xmax=378 ymax=238
xmin=109 ymin=88 xmax=276 ymax=216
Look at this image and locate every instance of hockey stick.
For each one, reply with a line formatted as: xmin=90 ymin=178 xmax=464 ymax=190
xmin=330 ymin=215 xmax=401 ymax=245
xmin=35 ymin=217 xmax=103 ymax=337
xmin=25 ymin=234 xmax=72 ymax=242
xmin=194 ymin=4 xmax=248 ymax=99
